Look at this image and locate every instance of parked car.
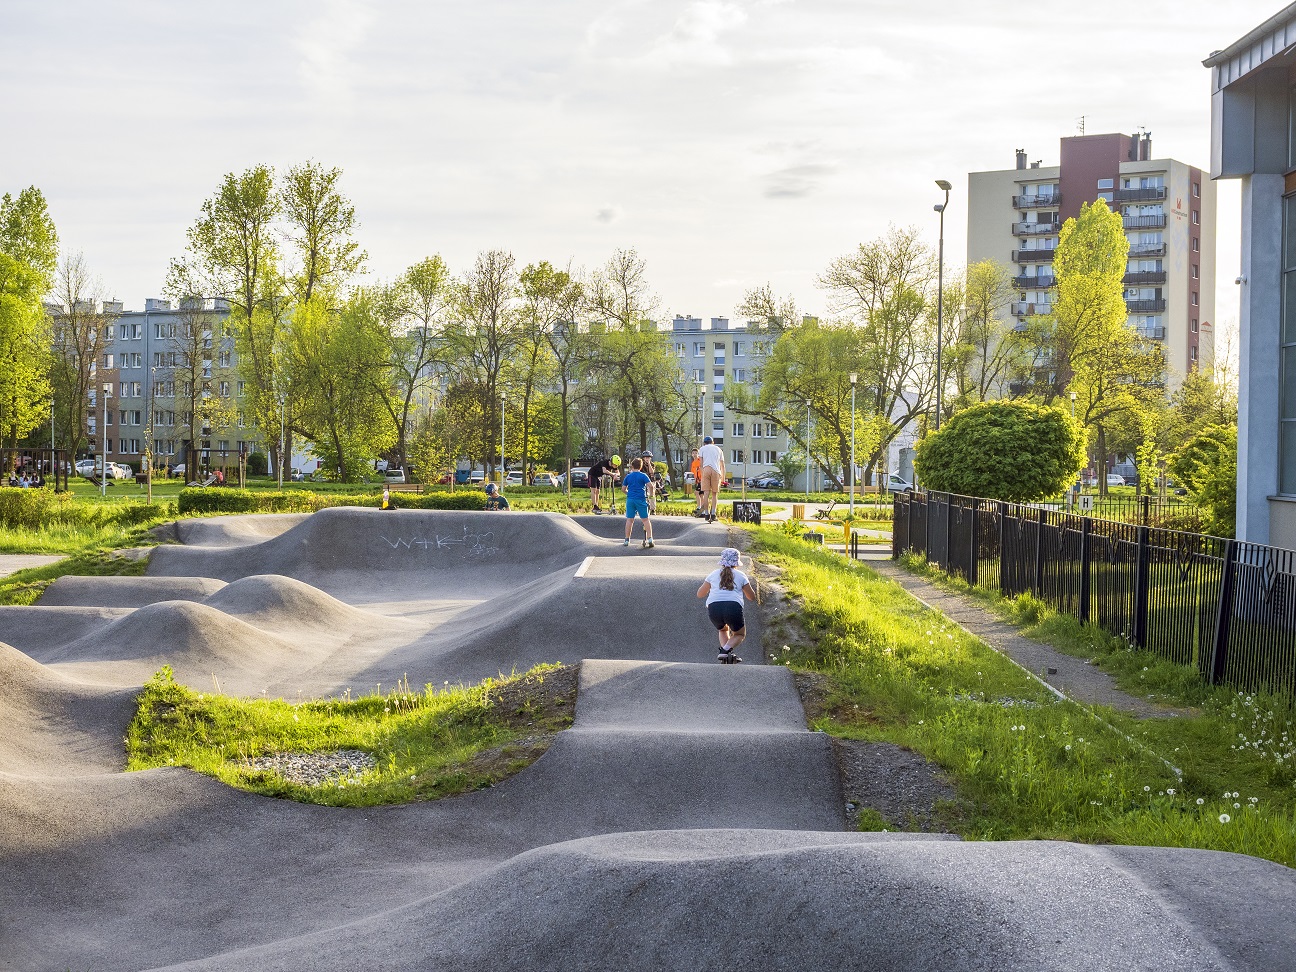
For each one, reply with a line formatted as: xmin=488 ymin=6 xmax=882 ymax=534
xmin=74 ymin=459 xmax=98 ymax=477
xmin=468 ymin=470 xmax=485 ymax=484
xmin=684 ymin=471 xmax=697 ymax=486
xmin=383 ymin=468 xmax=406 ymax=483
xmin=883 ymin=474 xmax=914 ymax=493
xmin=504 ymin=470 xmax=526 ymax=486
xmin=531 ymin=472 xmax=559 ymax=487
xmin=1106 ymin=473 xmax=1127 ymax=487
xmin=753 ymin=475 xmax=784 ymax=489
xmin=557 ymin=469 xmax=589 ymax=489
xmin=290 ymin=468 xmax=305 ymax=482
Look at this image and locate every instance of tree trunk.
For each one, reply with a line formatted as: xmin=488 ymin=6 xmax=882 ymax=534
xmin=1097 ymin=425 xmax=1108 ymax=498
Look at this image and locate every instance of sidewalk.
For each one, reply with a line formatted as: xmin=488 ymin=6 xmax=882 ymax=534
xmin=868 ymin=560 xmax=1189 ymax=720
xmin=0 ymin=554 xmax=62 ymax=579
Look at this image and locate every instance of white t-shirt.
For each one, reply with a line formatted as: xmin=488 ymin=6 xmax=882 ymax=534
xmin=699 ymin=443 xmax=724 ymax=471
xmin=705 ymin=568 xmax=749 ymax=605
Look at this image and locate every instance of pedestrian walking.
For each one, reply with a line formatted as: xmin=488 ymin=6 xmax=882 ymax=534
xmin=620 ymin=458 xmax=655 ymax=548
xmin=688 ymin=448 xmax=703 ymax=515
xmin=698 ymin=436 xmax=725 ymax=523
xmin=696 ymin=548 xmax=755 ymax=663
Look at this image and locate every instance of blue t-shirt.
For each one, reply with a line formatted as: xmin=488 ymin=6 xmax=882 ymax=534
xmin=623 ymin=470 xmax=650 ymax=503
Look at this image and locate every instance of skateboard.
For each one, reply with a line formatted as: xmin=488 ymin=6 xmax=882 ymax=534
xmin=717 ymin=648 xmax=742 ymax=664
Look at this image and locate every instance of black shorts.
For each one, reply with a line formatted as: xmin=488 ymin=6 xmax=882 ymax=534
xmin=707 ymin=600 xmax=745 ymax=631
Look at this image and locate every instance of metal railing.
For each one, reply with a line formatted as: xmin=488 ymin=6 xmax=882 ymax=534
xmin=1013 ymin=274 xmax=1056 ymax=289
xmin=1128 ymin=243 xmax=1167 ymax=257
xmin=1135 ymin=325 xmax=1167 ymax=340
xmin=1113 ymin=187 xmax=1168 ymax=203
xmin=1126 ymin=298 xmax=1167 ymax=313
xmin=1012 ymin=249 xmax=1056 ymax=263
xmin=1012 ymin=193 xmax=1061 ymax=208
xmin=1013 ymin=221 xmax=1060 ymax=236
xmin=893 ymin=491 xmax=1296 ymax=696
xmin=1123 ymin=214 xmax=1168 ymax=229
xmin=1123 ymin=271 xmax=1167 ymax=285
xmin=1011 ymin=301 xmax=1054 ymax=317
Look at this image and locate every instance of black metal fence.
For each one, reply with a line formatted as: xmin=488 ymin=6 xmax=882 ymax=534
xmin=894 ymin=491 xmax=1296 ymax=696
xmin=1 ymin=448 xmax=70 ymax=492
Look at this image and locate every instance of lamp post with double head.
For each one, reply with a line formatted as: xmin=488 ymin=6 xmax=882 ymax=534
xmin=934 ymin=179 xmax=952 ymax=430
xmin=849 ymin=372 xmax=858 ymax=517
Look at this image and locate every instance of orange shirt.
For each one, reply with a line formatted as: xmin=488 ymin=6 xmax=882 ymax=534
xmin=689 ymin=457 xmax=702 ymax=481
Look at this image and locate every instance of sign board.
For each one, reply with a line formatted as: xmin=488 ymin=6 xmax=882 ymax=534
xmin=1079 ymin=494 xmax=1094 ymax=512
xmin=732 ymin=500 xmax=762 ymax=524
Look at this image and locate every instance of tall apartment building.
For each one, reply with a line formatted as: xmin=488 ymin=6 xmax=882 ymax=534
xmin=668 ymin=315 xmax=792 ymax=481
xmin=967 ymin=132 xmax=1217 ymax=381
xmin=75 ymin=298 xmax=256 ymax=471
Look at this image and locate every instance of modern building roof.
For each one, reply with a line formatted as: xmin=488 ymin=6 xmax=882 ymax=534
xmin=1203 ymin=3 xmax=1296 ymax=84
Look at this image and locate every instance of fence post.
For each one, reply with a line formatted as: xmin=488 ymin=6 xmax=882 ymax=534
xmin=968 ymin=502 xmax=979 ymax=586
xmin=891 ymin=493 xmax=902 ymax=559
xmin=1033 ymin=507 xmax=1046 ymax=596
xmin=1207 ymin=540 xmax=1238 ymax=684
xmin=998 ymin=501 xmax=1009 ymax=595
xmin=924 ymin=492 xmax=932 ymax=560
xmin=1141 ymin=494 xmax=1151 ymax=526
xmin=1133 ymin=524 xmax=1151 ymax=647
xmin=944 ymin=494 xmax=954 ymax=571
xmin=1078 ymin=517 xmax=1092 ymax=624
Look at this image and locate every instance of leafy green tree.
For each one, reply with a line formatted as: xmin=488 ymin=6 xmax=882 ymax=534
xmin=279 ymin=161 xmax=365 ymax=304
xmin=1169 ymin=424 xmax=1237 ymax=537
xmin=49 ymin=252 xmax=112 ymax=459
xmin=946 ymin=260 xmax=1023 ymax=408
xmin=0 ymin=187 xmax=57 ymax=449
xmin=914 ymin=401 xmax=1085 ymax=502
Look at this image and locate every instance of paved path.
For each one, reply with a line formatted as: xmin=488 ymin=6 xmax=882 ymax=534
xmin=869 ymin=559 xmax=1190 ymax=719
xmin=0 ymin=554 xmax=62 ymax=578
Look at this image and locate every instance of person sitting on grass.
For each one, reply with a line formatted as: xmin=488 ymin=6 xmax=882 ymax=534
xmin=696 ymin=547 xmax=756 ymax=663
xmin=484 ymin=482 xmax=510 ymax=511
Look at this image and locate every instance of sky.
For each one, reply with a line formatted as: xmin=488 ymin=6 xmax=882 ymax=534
xmin=0 ymin=0 xmax=1278 ymax=329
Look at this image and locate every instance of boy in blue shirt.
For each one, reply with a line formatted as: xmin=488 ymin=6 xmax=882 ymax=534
xmin=621 ymin=458 xmax=655 ymax=548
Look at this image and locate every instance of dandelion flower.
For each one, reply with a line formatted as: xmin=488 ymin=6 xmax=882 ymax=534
xmin=1196 ymin=798 xmax=1205 ymax=806
xmin=1144 ymin=786 xmax=1151 ymax=792
xmin=1234 ymin=802 xmax=1241 ymax=809
xmin=1065 ymin=745 xmax=1072 ymax=751
xmin=1219 ymin=813 xmax=1231 ymax=823
xmin=1167 ymin=788 xmax=1175 ymax=795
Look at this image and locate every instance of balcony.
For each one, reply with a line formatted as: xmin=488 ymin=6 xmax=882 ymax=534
xmin=1012 ymin=221 xmax=1060 ymax=236
xmin=1012 ymin=192 xmax=1060 ymax=209
xmin=1122 ymin=214 xmax=1167 ymax=230
xmin=1012 ymin=249 xmax=1056 ymax=263
xmin=1011 ymin=301 xmax=1054 ymax=317
xmin=1013 ymin=274 xmax=1057 ymax=289
xmin=1113 ymin=186 xmax=1167 ymax=203
xmin=1126 ymin=298 xmax=1167 ymax=313
xmin=1135 ymin=325 xmax=1167 ymax=340
xmin=1128 ymin=243 xmax=1167 ymax=257
xmin=1123 ymin=271 xmax=1167 ymax=286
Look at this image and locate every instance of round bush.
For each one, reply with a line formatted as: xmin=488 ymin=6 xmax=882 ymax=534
xmin=914 ymin=401 xmax=1085 ymax=502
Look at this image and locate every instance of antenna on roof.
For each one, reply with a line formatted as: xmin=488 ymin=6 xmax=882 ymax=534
xmin=1077 ymin=115 xmax=1086 ymax=135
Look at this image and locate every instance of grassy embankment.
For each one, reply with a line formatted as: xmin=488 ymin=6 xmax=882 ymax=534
xmin=752 ymin=527 xmax=1296 ymax=867
xmin=126 ymin=664 xmax=576 ymax=806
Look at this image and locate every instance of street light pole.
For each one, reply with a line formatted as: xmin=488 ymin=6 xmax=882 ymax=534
xmin=934 ymin=179 xmax=952 ymax=431
xmin=849 ymin=372 xmax=858 ymax=518
xmin=804 ymin=401 xmax=811 ymax=500
xmin=500 ymin=393 xmax=506 ymax=485
xmin=101 ymin=382 xmax=110 ymax=498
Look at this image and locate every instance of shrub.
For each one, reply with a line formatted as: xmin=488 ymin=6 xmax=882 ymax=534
xmin=914 ymin=401 xmax=1085 ymax=502
xmin=0 ymin=489 xmax=170 ymax=531
xmin=1168 ymin=426 xmax=1236 ymax=538
xmin=177 ymin=488 xmax=486 ymax=515
xmin=246 ymin=452 xmax=268 ymax=476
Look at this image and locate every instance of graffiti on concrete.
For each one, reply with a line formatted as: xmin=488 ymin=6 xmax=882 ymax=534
xmin=378 ymin=527 xmax=498 ymax=556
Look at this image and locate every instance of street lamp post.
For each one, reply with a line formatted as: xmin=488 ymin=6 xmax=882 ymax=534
xmin=934 ymin=179 xmax=952 ymax=430
xmin=849 ymin=372 xmax=858 ymax=518
xmin=500 ymin=393 xmax=506 ymax=485
xmin=804 ymin=401 xmax=812 ymax=500
xmin=101 ymin=382 xmax=111 ymax=498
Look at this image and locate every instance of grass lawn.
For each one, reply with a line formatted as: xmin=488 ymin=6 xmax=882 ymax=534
xmin=126 ymin=663 xmax=576 ymax=806
xmin=752 ymin=528 xmax=1296 ymax=867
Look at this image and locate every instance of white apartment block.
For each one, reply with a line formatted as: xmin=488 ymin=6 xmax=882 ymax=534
xmin=667 ymin=315 xmax=791 ymax=479
xmin=968 ymin=132 xmax=1217 ymax=383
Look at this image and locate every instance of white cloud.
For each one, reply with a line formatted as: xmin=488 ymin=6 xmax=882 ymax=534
xmin=596 ymin=205 xmax=623 ymax=224
xmin=296 ymin=0 xmax=375 ymax=104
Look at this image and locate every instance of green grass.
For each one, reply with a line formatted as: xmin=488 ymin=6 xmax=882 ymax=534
xmin=752 ymin=528 xmax=1296 ymax=866
xmin=126 ymin=664 xmax=576 ymax=806
xmin=0 ymin=544 xmax=150 ymax=605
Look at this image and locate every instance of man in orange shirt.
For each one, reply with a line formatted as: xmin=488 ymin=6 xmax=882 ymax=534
xmin=688 ymin=448 xmax=703 ymax=516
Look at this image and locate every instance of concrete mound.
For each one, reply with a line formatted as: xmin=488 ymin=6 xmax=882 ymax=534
xmin=568 ymin=513 xmax=725 ymax=542
xmin=159 ymin=831 xmax=1296 ymax=972
xmin=201 ymin=574 xmax=411 ymax=636
xmin=38 ymin=574 xmax=226 ymax=607
xmin=39 ymin=600 xmax=323 ymax=694
xmin=148 ymin=508 xmax=602 ymax=594
xmin=0 ymin=604 xmax=132 ymax=654
xmin=175 ymin=513 xmax=311 ymax=547
xmin=0 ymin=642 xmax=137 ymax=776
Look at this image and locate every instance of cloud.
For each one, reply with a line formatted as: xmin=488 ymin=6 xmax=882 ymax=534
xmin=596 ymin=205 xmax=623 ymax=223
xmin=296 ymin=0 xmax=375 ymax=103
xmin=763 ymin=162 xmax=837 ymax=199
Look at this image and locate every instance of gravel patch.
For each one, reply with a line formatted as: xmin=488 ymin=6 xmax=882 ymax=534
xmin=247 ymin=750 xmax=376 ymax=787
xmin=833 ymin=739 xmax=957 ymax=833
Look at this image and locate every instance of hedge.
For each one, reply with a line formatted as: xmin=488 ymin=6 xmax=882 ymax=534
xmin=0 ymin=489 xmax=170 ymax=531
xmin=177 ymin=488 xmax=487 ymax=515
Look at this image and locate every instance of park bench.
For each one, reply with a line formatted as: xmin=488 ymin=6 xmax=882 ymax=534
xmin=386 ymin=483 xmax=424 ymax=494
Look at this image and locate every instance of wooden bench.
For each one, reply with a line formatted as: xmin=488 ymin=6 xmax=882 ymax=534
xmin=386 ymin=483 xmax=424 ymax=494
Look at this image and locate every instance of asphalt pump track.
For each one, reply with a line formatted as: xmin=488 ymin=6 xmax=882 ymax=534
xmin=0 ymin=508 xmax=1293 ymax=971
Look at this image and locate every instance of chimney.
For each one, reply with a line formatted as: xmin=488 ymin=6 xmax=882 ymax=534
xmin=1141 ymin=132 xmax=1152 ymax=160
xmin=1030 ymin=161 xmax=1041 ymax=169
xmin=1015 ymin=149 xmax=1028 ymax=170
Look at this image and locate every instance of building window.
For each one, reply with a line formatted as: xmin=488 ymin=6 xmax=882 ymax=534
xmin=1097 ymin=191 xmax=1114 ymax=202
xmin=1192 ymin=182 xmax=1201 ymax=198
xmin=1191 ymin=319 xmax=1198 ymax=333
xmin=1191 ymin=264 xmax=1199 ymax=279
xmin=103 ymin=353 xmax=114 ymax=369
xmin=1280 ymin=193 xmax=1296 ymax=493
xmin=1192 ymin=238 xmax=1200 ymax=252
xmin=732 ymin=422 xmax=744 ymax=437
xmin=1192 ymin=210 xmax=1200 ymax=224
xmin=119 ymin=381 xmax=129 ymax=398
xmin=1097 ymin=178 xmax=1114 ymax=190
xmin=692 ymin=342 xmax=705 ymax=356
xmin=734 ymin=341 xmax=747 ymax=356
xmin=1191 ymin=292 xmax=1199 ymax=306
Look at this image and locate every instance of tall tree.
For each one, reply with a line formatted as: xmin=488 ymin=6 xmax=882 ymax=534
xmin=452 ymin=250 xmax=520 ymax=477
xmin=155 ymin=298 xmax=237 ymax=474
xmin=279 ymin=161 xmax=365 ymax=304
xmin=543 ymin=274 xmax=588 ymax=490
xmin=736 ymin=283 xmax=799 ymax=333
xmin=49 ymin=252 xmax=113 ymax=459
xmin=516 ymin=262 xmax=569 ymax=477
xmin=946 ymin=260 xmax=1023 ymax=407
xmin=0 ymin=187 xmax=57 ymax=449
